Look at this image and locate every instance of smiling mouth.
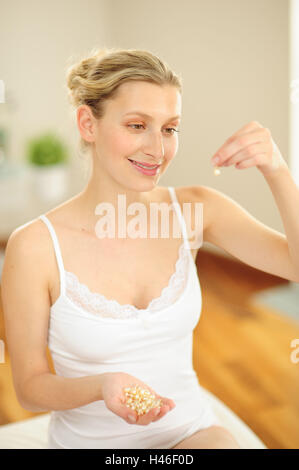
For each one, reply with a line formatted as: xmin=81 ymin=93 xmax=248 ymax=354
xmin=128 ymin=159 xmax=160 ymax=170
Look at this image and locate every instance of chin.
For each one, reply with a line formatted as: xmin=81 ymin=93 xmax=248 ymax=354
xmin=126 ymin=178 xmax=159 ymax=192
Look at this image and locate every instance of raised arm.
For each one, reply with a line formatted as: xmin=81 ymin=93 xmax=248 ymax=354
xmin=201 ymin=184 xmax=299 ymax=282
xmin=198 ymin=121 xmax=299 ymax=283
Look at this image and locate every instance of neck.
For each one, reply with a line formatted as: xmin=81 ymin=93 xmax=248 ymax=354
xmin=72 ymin=161 xmax=158 ymax=234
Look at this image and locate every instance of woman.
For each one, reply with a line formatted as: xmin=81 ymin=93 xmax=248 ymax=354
xmin=2 ymin=47 xmax=298 ymax=449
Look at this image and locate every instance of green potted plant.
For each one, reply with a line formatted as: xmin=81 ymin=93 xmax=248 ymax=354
xmin=26 ymin=132 xmax=69 ymax=203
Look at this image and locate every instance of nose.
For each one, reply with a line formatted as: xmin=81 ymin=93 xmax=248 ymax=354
xmin=143 ymin=130 xmax=165 ymax=162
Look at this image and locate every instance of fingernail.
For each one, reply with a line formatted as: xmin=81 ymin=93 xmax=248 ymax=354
xmin=212 ymin=156 xmax=220 ymax=166
xmin=128 ymin=414 xmax=136 ymax=422
xmin=154 ymin=408 xmax=160 ymax=416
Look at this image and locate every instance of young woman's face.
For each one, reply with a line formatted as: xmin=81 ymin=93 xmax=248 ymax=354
xmin=85 ymin=80 xmax=182 ymax=190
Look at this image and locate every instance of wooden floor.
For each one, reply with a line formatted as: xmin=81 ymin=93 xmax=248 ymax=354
xmin=0 ymin=247 xmax=298 ymax=449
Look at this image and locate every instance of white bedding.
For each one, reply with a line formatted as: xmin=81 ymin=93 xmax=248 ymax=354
xmin=0 ymin=388 xmax=267 ymax=449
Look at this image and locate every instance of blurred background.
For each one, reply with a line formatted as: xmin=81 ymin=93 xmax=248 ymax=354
xmin=0 ymin=0 xmax=298 ymax=449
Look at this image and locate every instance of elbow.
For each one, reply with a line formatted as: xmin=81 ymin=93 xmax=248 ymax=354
xmin=16 ymin=372 xmax=52 ymax=413
xmin=16 ymin=385 xmax=49 ymax=413
xmin=18 ymin=397 xmax=49 ymax=413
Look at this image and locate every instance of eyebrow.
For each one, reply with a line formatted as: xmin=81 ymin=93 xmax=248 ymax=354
xmin=123 ymin=111 xmax=181 ymax=122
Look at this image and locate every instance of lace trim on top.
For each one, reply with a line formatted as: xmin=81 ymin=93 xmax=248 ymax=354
xmin=64 ymin=242 xmax=189 ymax=318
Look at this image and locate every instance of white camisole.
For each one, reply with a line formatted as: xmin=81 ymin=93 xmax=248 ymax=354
xmin=38 ymin=186 xmax=219 ymax=449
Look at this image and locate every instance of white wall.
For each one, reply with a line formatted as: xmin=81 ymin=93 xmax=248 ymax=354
xmin=0 ymin=0 xmax=291 ymax=258
xmin=0 ymin=0 xmax=111 ymax=193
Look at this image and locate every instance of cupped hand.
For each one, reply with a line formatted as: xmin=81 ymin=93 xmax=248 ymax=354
xmin=101 ymin=372 xmax=176 ymax=426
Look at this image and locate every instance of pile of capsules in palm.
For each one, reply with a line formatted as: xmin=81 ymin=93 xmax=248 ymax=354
xmin=123 ymin=384 xmax=163 ymax=416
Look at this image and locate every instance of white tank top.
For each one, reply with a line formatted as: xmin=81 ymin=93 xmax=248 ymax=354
xmin=39 ymin=186 xmax=219 ymax=449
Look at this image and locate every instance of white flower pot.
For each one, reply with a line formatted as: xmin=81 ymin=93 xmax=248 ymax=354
xmin=33 ymin=163 xmax=69 ymax=204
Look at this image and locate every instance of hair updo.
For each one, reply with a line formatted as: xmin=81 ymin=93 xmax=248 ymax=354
xmin=65 ymin=46 xmax=183 ymax=156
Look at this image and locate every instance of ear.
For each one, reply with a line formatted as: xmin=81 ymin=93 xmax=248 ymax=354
xmin=77 ymin=105 xmax=97 ymax=144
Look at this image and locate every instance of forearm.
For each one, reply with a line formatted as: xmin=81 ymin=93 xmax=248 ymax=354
xmin=261 ymin=165 xmax=299 ymax=276
xmin=20 ymin=372 xmax=109 ymax=412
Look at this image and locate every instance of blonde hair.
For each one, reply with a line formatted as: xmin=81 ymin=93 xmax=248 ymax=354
xmin=66 ymin=46 xmax=183 ymax=156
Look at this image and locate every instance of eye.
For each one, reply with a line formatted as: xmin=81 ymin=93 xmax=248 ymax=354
xmin=129 ymin=124 xmax=145 ymax=130
xmin=128 ymin=124 xmax=180 ymax=135
xmin=165 ymin=127 xmax=180 ymax=135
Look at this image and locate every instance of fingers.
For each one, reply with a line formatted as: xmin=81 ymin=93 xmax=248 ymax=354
xmin=151 ymin=403 xmax=170 ymax=422
xmin=152 ymin=398 xmax=176 ymax=422
xmin=158 ymin=396 xmax=176 ymax=412
xmin=137 ymin=406 xmax=161 ymax=425
xmin=126 ymin=397 xmax=176 ymax=426
xmin=115 ymin=383 xmax=176 ymax=426
xmin=226 ymin=121 xmax=263 ymax=142
xmin=109 ymin=399 xmax=136 ymax=425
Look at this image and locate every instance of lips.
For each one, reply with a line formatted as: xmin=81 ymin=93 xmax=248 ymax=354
xmin=128 ymin=159 xmax=160 ymax=168
xmin=128 ymin=159 xmax=161 ymax=175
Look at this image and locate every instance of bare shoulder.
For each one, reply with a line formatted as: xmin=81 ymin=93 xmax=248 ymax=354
xmin=172 ymin=184 xmax=211 ymax=236
xmin=184 ymin=184 xmax=249 ymax=245
xmin=5 ymin=217 xmax=54 ymax=290
xmin=8 ymin=217 xmax=51 ymax=252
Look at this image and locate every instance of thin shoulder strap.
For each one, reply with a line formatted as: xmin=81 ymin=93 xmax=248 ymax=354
xmin=38 ymin=214 xmax=66 ymax=295
xmin=168 ymin=186 xmax=191 ymax=251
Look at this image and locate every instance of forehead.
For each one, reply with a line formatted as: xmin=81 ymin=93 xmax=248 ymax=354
xmin=109 ymin=81 xmax=181 ymax=117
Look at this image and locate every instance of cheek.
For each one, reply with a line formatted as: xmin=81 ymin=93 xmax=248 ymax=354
xmin=108 ymin=132 xmax=138 ymax=158
xmin=100 ymin=126 xmax=178 ymax=161
xmin=166 ymin=140 xmax=178 ymax=161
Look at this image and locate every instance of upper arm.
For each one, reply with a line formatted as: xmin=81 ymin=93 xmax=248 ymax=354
xmin=199 ymin=185 xmax=299 ymax=282
xmin=0 ymin=221 xmax=52 ymax=404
